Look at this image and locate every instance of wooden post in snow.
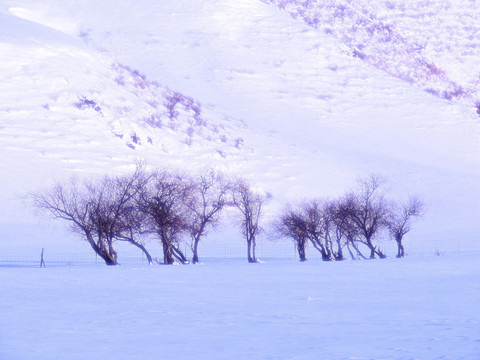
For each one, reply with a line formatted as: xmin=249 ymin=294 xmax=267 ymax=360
xmin=40 ymin=248 xmax=46 ymax=268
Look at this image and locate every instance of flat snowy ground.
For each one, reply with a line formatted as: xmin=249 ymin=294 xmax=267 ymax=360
xmin=1 ymin=253 xmax=479 ymax=360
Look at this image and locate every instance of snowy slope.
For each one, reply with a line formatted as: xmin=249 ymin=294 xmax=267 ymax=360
xmin=262 ymin=0 xmax=480 ymax=104
xmin=0 ymin=9 xmax=246 ymax=251
xmin=0 ymin=0 xmax=479 ymax=255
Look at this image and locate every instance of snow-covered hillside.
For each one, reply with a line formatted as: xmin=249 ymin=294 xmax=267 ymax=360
xmin=0 ymin=0 xmax=479 ymax=255
xmin=262 ymin=0 xmax=480 ymax=104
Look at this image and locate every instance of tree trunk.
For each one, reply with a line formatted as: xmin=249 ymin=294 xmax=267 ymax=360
xmin=247 ymin=237 xmax=258 ymax=263
xmin=346 ymin=241 xmax=356 ymax=260
xmin=127 ymin=239 xmax=153 ymax=265
xmin=309 ymin=238 xmax=324 ymax=257
xmin=321 ymin=249 xmax=332 ymax=261
xmin=192 ymin=237 xmax=200 ymax=264
xmin=324 ymin=239 xmax=333 ymax=260
xmin=375 ymin=248 xmax=387 ymax=259
xmin=365 ymin=237 xmax=376 ymax=259
xmin=396 ymin=238 xmax=405 ymax=258
xmin=298 ymin=248 xmax=306 ymax=262
xmin=97 ymin=250 xmax=118 ymax=265
xmin=162 ymin=238 xmax=174 ymax=264
xmin=335 ymin=239 xmax=344 ymax=260
xmin=297 ymin=238 xmax=307 ymax=262
xmin=350 ymin=239 xmax=368 ymax=260
xmin=172 ymin=244 xmax=189 ymax=264
xmin=86 ymin=233 xmax=118 ymax=265
xmin=252 ymin=236 xmax=258 ymax=263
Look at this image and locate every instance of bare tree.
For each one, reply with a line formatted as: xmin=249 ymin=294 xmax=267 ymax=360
xmin=30 ymin=178 xmax=119 ymax=265
xmin=274 ymin=204 xmax=309 ymax=262
xmin=100 ymin=166 xmax=155 ymax=264
xmin=231 ymin=179 xmax=265 ymax=263
xmin=111 ymin=168 xmax=155 ymax=264
xmin=387 ymin=196 xmax=424 ymax=257
xmin=342 ymin=176 xmax=390 ymax=259
xmin=333 ymin=195 xmax=369 ymax=260
xmin=115 ymin=203 xmax=153 ymax=264
xmin=314 ymin=199 xmax=347 ymax=261
xmin=136 ymin=169 xmax=192 ymax=264
xmin=271 ymin=175 xmax=424 ymax=261
xmin=186 ymin=169 xmax=229 ymax=264
xmin=302 ymin=200 xmax=335 ymax=261
xmin=29 ymin=163 xmax=155 ymax=265
xmin=282 ymin=199 xmax=348 ymax=262
xmin=29 ymin=177 xmax=124 ymax=265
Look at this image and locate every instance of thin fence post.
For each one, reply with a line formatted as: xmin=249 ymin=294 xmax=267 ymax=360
xmin=40 ymin=248 xmax=46 ymax=268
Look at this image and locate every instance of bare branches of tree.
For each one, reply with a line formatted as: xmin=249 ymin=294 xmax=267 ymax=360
xmin=30 ymin=166 xmax=424 ymax=265
xmin=231 ymin=179 xmax=265 ymax=263
xmin=274 ymin=203 xmax=309 ymax=261
xmin=29 ymin=165 xmax=149 ymax=266
xmin=387 ymin=196 xmax=424 ymax=257
xmin=136 ymin=169 xmax=192 ymax=264
xmin=271 ymin=175 xmax=425 ymax=261
xmin=30 ymin=178 xmax=116 ymax=261
xmin=275 ymin=199 xmax=349 ymax=262
xmin=186 ymin=169 xmax=230 ymax=264
xmin=112 ymin=168 xmax=154 ymax=264
xmin=341 ymin=176 xmax=390 ymax=259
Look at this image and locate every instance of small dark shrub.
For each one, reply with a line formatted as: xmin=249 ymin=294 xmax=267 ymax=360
xmin=75 ymin=97 xmax=102 ymax=113
xmin=131 ymin=132 xmax=141 ymax=145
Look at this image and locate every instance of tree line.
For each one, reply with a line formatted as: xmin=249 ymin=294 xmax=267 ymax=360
xmin=29 ymin=165 xmax=423 ymax=265
xmin=29 ymin=164 xmax=264 ymax=265
xmin=274 ymin=175 xmax=423 ymax=261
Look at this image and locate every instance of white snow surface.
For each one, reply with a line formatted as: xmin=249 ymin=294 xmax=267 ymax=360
xmin=0 ymin=0 xmax=479 ymax=254
xmin=1 ymin=254 xmax=479 ymax=360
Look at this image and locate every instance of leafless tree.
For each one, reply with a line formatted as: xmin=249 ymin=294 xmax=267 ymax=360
xmin=272 ymin=175 xmax=424 ymax=261
xmin=313 ymin=199 xmax=348 ymax=261
xmin=186 ymin=169 xmax=229 ymax=264
xmin=136 ymin=169 xmax=192 ymax=264
xmin=231 ymin=179 xmax=265 ymax=263
xmin=110 ymin=168 xmax=154 ymax=264
xmin=29 ymin=165 xmax=149 ymax=265
xmin=302 ymin=200 xmax=336 ymax=261
xmin=274 ymin=197 xmax=376 ymax=262
xmin=327 ymin=197 xmax=358 ymax=260
xmin=387 ymin=196 xmax=424 ymax=257
xmin=30 ymin=178 xmax=114 ymax=260
xmin=333 ymin=195 xmax=369 ymax=260
xmin=102 ymin=166 xmax=154 ymax=264
xmin=115 ymin=203 xmax=153 ymax=265
xmin=341 ymin=175 xmax=390 ymax=259
xmin=274 ymin=204 xmax=309 ymax=261
xmin=287 ymin=199 xmax=348 ymax=262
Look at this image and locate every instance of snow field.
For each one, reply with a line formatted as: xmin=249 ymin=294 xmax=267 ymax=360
xmin=1 ymin=253 xmax=479 ymax=360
